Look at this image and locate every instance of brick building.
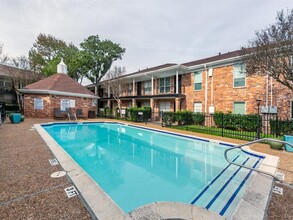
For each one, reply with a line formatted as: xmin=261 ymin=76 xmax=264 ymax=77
xmin=97 ymin=50 xmax=293 ymax=120
xmin=19 ymin=60 xmax=97 ymax=119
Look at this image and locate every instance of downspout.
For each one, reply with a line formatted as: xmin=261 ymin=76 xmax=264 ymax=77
xmin=204 ymin=64 xmax=208 ymax=114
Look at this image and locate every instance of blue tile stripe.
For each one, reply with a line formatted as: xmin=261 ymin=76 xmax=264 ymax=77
xmin=219 ymin=158 xmax=260 ymax=216
xmin=205 ymin=157 xmax=250 ymax=209
xmin=190 ymin=155 xmax=240 ymax=205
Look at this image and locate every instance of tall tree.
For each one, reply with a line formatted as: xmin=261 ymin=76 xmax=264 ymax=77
xmin=240 ymin=9 xmax=293 ymax=91
xmin=80 ymin=35 xmax=125 ymax=94
xmin=28 ymin=33 xmax=84 ymax=82
xmin=29 ymin=33 xmax=67 ymax=73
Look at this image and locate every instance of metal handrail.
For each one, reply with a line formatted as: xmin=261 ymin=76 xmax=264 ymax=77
xmin=224 ymin=138 xmax=293 ymax=183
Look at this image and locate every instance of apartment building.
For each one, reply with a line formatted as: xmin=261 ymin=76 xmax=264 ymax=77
xmin=96 ymin=50 xmax=293 ymax=120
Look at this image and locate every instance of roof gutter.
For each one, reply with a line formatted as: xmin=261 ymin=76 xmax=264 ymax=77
xmin=18 ymin=89 xmax=99 ymax=99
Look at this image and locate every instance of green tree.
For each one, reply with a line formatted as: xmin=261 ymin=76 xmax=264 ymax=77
xmin=240 ymin=9 xmax=293 ymax=91
xmin=29 ymin=33 xmax=84 ymax=82
xmin=80 ymin=35 xmax=125 ymax=94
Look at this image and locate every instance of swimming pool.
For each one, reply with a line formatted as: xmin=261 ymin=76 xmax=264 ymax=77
xmin=42 ymin=122 xmax=264 ymax=218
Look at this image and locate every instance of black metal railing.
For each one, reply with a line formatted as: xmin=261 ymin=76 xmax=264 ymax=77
xmin=162 ymin=112 xmax=293 ymax=141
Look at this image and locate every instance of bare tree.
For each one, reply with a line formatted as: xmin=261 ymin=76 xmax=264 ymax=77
xmin=240 ymin=9 xmax=293 ymax=91
xmin=0 ymin=43 xmax=9 ymax=64
xmin=103 ymin=66 xmax=126 ymax=111
xmin=11 ymin=55 xmax=31 ymax=70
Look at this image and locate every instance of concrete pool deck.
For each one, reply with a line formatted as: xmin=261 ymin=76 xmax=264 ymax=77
xmin=1 ymin=118 xmax=293 ymax=219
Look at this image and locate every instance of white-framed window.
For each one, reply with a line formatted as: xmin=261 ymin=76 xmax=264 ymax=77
xmin=34 ymin=98 xmax=43 ymax=110
xmin=194 ymin=71 xmax=202 ymax=91
xmin=193 ymin=102 xmax=202 ymax=113
xmin=233 ymin=102 xmax=246 ymax=114
xmin=233 ymin=64 xmax=246 ymax=87
xmin=128 ymin=83 xmax=133 ymax=95
xmin=160 ymin=77 xmax=171 ymax=93
xmin=159 ymin=102 xmax=170 ymax=112
xmin=144 ymin=81 xmax=152 ymax=95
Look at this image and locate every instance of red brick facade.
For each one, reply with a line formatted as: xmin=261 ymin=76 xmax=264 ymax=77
xmin=23 ymin=94 xmax=96 ymax=119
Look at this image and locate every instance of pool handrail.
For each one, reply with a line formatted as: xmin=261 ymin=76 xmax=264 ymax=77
xmin=224 ymin=138 xmax=293 ymax=183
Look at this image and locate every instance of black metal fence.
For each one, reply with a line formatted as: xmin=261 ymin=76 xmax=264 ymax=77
xmin=97 ymin=108 xmax=293 ymax=141
xmin=162 ymin=112 xmax=293 ymax=141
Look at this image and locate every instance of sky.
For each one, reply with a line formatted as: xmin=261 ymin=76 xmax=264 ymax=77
xmin=1 ymin=0 xmax=293 ymax=84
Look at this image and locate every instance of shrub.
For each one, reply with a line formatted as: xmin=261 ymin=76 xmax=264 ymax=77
xmin=270 ymin=119 xmax=293 ymax=135
xmin=162 ymin=112 xmax=176 ymax=126
xmin=193 ymin=112 xmax=205 ymax=125
xmin=128 ymin=107 xmax=151 ymax=122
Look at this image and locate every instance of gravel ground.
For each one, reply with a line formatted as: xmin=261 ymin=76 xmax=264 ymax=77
xmin=0 ymin=118 xmax=93 ymax=220
xmin=0 ymin=118 xmax=292 ymax=219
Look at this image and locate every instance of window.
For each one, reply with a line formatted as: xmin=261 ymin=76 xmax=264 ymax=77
xmin=193 ymin=102 xmax=202 ymax=113
xmin=160 ymin=77 xmax=171 ymax=93
xmin=194 ymin=72 xmax=202 ymax=91
xmin=144 ymin=81 xmax=152 ymax=95
xmin=159 ymin=102 xmax=170 ymax=112
xmin=233 ymin=102 xmax=246 ymax=114
xmin=34 ymin=98 xmax=43 ymax=110
xmin=128 ymin=84 xmax=133 ymax=95
xmin=233 ymin=64 xmax=246 ymax=87
xmin=0 ymin=80 xmax=4 ymax=87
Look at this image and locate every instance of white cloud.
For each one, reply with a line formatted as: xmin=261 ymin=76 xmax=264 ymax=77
xmin=1 ymin=0 xmax=293 ymax=79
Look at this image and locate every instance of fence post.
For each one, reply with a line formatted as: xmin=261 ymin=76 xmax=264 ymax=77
xmin=276 ymin=115 xmax=279 ymax=137
xmin=161 ymin=111 xmax=164 ymax=127
xmin=256 ymin=114 xmax=260 ymax=139
xmin=221 ymin=113 xmax=224 ymax=137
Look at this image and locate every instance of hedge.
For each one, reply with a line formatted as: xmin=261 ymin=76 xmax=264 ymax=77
xmin=213 ymin=112 xmax=261 ymax=132
xmin=162 ymin=111 xmax=205 ymax=126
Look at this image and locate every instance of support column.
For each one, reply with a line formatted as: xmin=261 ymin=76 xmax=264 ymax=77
xmin=150 ymin=98 xmax=154 ymax=121
xmin=107 ymin=100 xmax=111 ymax=108
xmin=132 ymin=98 xmax=136 ymax=107
xmin=132 ymin=78 xmax=135 ymax=96
xmin=151 ymin=75 xmax=154 ymax=95
xmin=107 ymin=85 xmax=110 ymax=98
xmin=175 ymin=98 xmax=180 ymax=112
xmin=176 ymin=70 xmax=179 ymax=94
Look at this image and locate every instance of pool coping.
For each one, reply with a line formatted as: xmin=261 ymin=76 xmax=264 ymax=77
xmin=35 ymin=121 xmax=279 ymax=220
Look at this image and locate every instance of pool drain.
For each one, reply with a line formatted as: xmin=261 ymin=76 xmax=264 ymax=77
xmin=50 ymin=171 xmax=66 ymax=178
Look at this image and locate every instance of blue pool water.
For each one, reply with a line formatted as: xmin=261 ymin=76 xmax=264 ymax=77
xmin=43 ymin=122 xmax=263 ymax=217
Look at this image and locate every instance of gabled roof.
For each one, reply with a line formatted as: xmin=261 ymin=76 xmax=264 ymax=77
xmin=21 ymin=73 xmax=96 ymax=98
xmin=182 ymin=50 xmax=241 ymax=67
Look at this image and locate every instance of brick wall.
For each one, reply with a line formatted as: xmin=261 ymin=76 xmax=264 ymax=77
xmin=181 ymin=65 xmax=293 ymax=118
xmin=23 ymin=94 xmax=96 ymax=118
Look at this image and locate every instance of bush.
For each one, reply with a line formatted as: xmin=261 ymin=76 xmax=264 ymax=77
xmin=162 ymin=112 xmax=176 ymax=126
xmin=193 ymin=112 xmax=205 ymax=125
xmin=128 ymin=107 xmax=151 ymax=122
xmin=213 ymin=111 xmax=261 ymax=132
xmin=270 ymin=119 xmax=293 ymax=135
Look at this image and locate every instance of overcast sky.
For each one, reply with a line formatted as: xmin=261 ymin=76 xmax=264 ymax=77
xmin=1 ymin=0 xmax=293 ymax=81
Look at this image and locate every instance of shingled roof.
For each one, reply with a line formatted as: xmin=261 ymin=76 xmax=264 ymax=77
xmin=0 ymin=64 xmax=42 ymax=80
xmin=21 ymin=73 xmax=95 ymax=97
xmin=182 ymin=50 xmax=241 ymax=67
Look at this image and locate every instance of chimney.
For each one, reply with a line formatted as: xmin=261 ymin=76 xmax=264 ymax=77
xmin=57 ymin=58 xmax=67 ymax=74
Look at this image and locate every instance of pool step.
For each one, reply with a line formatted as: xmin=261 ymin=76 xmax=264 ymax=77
xmin=191 ymin=155 xmax=260 ymax=218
